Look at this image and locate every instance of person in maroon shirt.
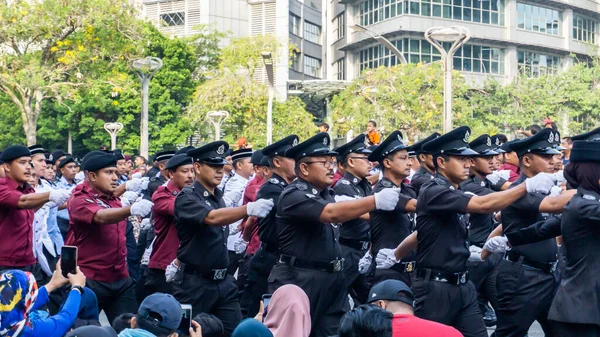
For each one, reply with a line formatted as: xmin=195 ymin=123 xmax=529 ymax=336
xmin=0 ymin=145 xmax=71 ymax=280
xmin=66 ymin=151 xmax=154 ymax=323
xmin=146 ymin=154 xmax=194 ymax=295
xmin=498 ymin=139 xmax=521 ymax=183
xmin=331 ymin=155 xmax=345 ymax=188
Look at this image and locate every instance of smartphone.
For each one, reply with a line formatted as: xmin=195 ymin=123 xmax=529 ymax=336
xmin=61 ymin=246 xmax=78 ymax=277
xmin=179 ymin=304 xmax=192 ymax=333
xmin=262 ymin=294 xmax=272 ymax=322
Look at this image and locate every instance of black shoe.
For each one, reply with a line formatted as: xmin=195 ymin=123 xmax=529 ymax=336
xmin=483 ymin=309 xmax=497 ymax=327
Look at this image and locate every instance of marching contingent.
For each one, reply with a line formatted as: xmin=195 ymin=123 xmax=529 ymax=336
xmin=0 ymin=121 xmax=599 ymax=337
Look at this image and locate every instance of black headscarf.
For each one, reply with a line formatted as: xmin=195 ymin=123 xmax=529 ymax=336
xmin=564 ymin=162 xmax=600 ymax=195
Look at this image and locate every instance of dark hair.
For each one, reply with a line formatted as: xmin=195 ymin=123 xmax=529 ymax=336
xmin=551 ymin=122 xmax=558 ymax=130
xmin=112 ymin=313 xmax=135 ymax=334
xmin=136 ymin=311 xmax=175 ymax=337
xmin=432 ymin=153 xmax=451 ymax=170
xmin=192 ymin=313 xmax=225 ymax=337
xmin=497 ymin=134 xmax=508 ymax=144
xmin=562 ymin=137 xmax=573 ymax=145
xmin=319 ymin=122 xmax=330 ymax=131
xmin=338 ymin=304 xmax=393 ymax=337
xmin=368 ymin=120 xmax=377 ymax=127
xmin=528 ymin=124 xmax=542 ymax=134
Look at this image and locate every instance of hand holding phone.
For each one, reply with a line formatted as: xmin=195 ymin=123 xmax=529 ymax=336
xmin=179 ymin=304 xmax=192 ymax=334
xmin=61 ymin=246 xmax=78 ymax=278
xmin=262 ymin=294 xmax=272 ymax=322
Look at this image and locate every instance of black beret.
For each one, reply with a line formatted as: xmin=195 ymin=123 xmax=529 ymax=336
xmin=175 ymin=146 xmax=195 ymax=156
xmin=58 ymin=156 xmax=75 ymax=169
xmin=422 ymin=126 xmax=478 ymax=156
xmin=334 ymin=134 xmax=371 ymax=160
xmin=50 ymin=150 xmax=66 ymax=162
xmin=368 ymin=131 xmax=409 ymax=162
xmin=0 ymin=145 xmax=32 ymax=163
xmin=510 ymin=128 xmax=562 ymax=157
xmin=82 ymin=152 xmax=117 ymax=172
xmin=187 ymin=141 xmax=229 ymax=165
xmin=28 ymin=145 xmax=45 ymax=156
xmin=113 ymin=149 xmax=125 ymax=161
xmin=407 ymin=132 xmax=441 ymax=155
xmin=155 ymin=150 xmax=176 ymax=162
xmin=284 ymin=133 xmax=337 ymax=160
xmin=231 ymin=148 xmax=253 ymax=161
xmin=262 ymin=135 xmax=299 ymax=158
xmin=570 ymin=140 xmax=600 ymax=162
xmin=469 ymin=134 xmax=499 ymax=156
xmin=165 ymin=154 xmax=193 ymax=170
xmin=571 ymin=126 xmax=600 ymax=141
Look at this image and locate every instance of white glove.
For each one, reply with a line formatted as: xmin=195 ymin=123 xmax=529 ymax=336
xmin=132 ymin=172 xmax=143 ymax=179
xmin=234 ymin=237 xmax=248 ymax=254
xmin=165 ymin=260 xmax=180 ymax=283
xmin=496 ymin=170 xmax=511 ymax=181
xmin=483 ymin=236 xmax=510 ymax=253
xmin=358 ymin=251 xmax=372 ymax=274
xmin=468 ymin=245 xmax=483 ymax=262
xmin=140 ymin=218 xmax=152 ymax=230
xmin=130 ymin=199 xmax=153 ymax=217
xmin=525 ymin=172 xmax=557 ymax=194
xmin=75 ymin=171 xmax=85 ymax=182
xmin=126 ymin=177 xmax=150 ymax=193
xmin=375 ymin=248 xmax=399 ymax=269
xmin=247 ymin=199 xmax=274 ymax=218
xmin=553 ymin=170 xmax=565 ymax=184
xmin=120 ymin=191 xmax=139 ymax=206
xmin=374 ymin=188 xmax=401 ymax=211
xmin=486 ymin=171 xmax=503 ymax=185
xmin=334 ymin=195 xmax=355 ymax=202
xmin=549 ymin=185 xmax=563 ymax=197
xmin=49 ymin=189 xmax=71 ymax=206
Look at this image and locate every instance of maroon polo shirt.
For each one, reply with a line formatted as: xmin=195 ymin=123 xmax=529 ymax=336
xmin=241 ymin=175 xmax=265 ymax=256
xmin=65 ymin=181 xmax=129 ymax=282
xmin=148 ymin=180 xmax=181 ymax=270
xmin=0 ymin=177 xmax=36 ymax=266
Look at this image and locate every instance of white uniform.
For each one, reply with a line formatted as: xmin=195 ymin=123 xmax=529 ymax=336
xmin=222 ymin=174 xmax=249 ymax=251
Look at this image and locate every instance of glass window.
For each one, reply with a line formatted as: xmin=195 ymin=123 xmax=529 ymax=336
xmin=516 ymin=3 xmax=561 ymax=36
xmin=517 ymin=50 xmax=561 ymax=77
xmin=304 ymin=56 xmax=321 ymax=77
xmin=333 ymin=13 xmax=346 ymax=40
xmin=291 ymin=52 xmax=301 ymax=72
xmin=304 ymin=21 xmax=321 ymax=44
xmin=160 ymin=12 xmax=185 ymax=27
xmin=573 ymin=15 xmax=597 ymax=44
xmin=334 ymin=58 xmax=346 ymax=80
xmin=289 ymin=14 xmax=300 ymax=35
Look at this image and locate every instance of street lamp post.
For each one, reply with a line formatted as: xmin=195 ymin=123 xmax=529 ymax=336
xmin=104 ymin=122 xmax=124 ymax=150
xmin=350 ymin=24 xmax=407 ymax=65
xmin=262 ymin=52 xmax=275 ymax=145
xmin=425 ymin=26 xmax=470 ymax=133
xmin=206 ymin=110 xmax=230 ymax=141
xmin=133 ymin=56 xmax=163 ymax=159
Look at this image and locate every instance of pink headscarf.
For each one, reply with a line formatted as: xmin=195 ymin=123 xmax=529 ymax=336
xmin=264 ymin=285 xmax=311 ymax=337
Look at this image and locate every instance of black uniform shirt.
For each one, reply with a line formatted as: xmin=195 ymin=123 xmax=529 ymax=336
xmin=256 ymin=173 xmax=288 ymax=248
xmin=416 ymin=174 xmax=473 ymax=273
xmin=410 ymin=167 xmax=434 ymax=196
xmin=174 ymin=180 xmax=229 ymax=270
xmin=370 ymin=177 xmax=416 ymax=262
xmin=277 ymin=178 xmax=342 ymax=262
xmin=460 ymin=176 xmax=495 ymax=245
xmin=501 ymin=175 xmax=557 ymax=263
xmin=333 ymin=172 xmax=373 ymax=241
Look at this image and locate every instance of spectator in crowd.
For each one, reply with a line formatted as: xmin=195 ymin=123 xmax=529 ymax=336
xmin=193 ymin=313 xmax=225 ymax=337
xmin=112 ymin=314 xmax=136 ymax=334
xmin=135 ymin=156 xmax=147 ymax=169
xmin=0 ymin=265 xmax=94 ymax=337
xmin=366 ymin=120 xmax=381 ymax=146
xmin=318 ymin=123 xmax=329 ymax=133
xmin=117 ymin=293 xmax=185 ymax=337
xmin=67 ymin=326 xmax=118 ymax=337
xmin=231 ymin=318 xmax=273 ymax=337
xmin=263 ymin=285 xmax=311 ymax=337
xmin=338 ymin=305 xmax=392 ymax=337
xmin=368 ymin=280 xmax=462 ymax=337
xmin=561 ymin=137 xmax=572 ymax=165
xmin=519 ymin=124 xmax=542 ymax=137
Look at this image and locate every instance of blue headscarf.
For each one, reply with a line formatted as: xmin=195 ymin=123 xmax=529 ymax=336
xmin=0 ymin=270 xmax=39 ymax=337
xmin=231 ymin=319 xmax=273 ymax=337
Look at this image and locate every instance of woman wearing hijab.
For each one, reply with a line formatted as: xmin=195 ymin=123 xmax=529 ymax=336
xmin=264 ymin=285 xmax=311 ymax=337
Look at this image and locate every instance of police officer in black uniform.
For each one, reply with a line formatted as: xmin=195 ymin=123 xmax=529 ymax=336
xmin=493 ymin=128 xmax=576 ymax=337
xmin=332 ymin=134 xmax=373 ymax=304
xmin=268 ymin=132 xmax=402 ymax=337
xmin=173 ymin=141 xmax=274 ymax=337
xmin=239 ymin=135 xmax=298 ymax=318
xmin=382 ymin=126 xmax=556 ymax=337
xmin=408 ymin=132 xmax=440 ymax=195
xmin=368 ymin=131 xmax=417 ymax=286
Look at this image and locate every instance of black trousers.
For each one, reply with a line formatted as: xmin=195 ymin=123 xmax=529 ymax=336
xmin=371 ymin=266 xmax=413 ymax=288
xmin=268 ymin=263 xmax=349 ymax=337
xmin=173 ymin=273 xmax=242 ymax=337
xmin=552 ymin=321 xmax=600 ymax=337
xmin=340 ymin=244 xmax=370 ymax=304
xmin=413 ymin=278 xmax=488 ymax=337
xmin=467 ymin=252 xmax=501 ymax=314
xmin=86 ymin=277 xmax=138 ymax=325
xmin=236 ymin=254 xmax=252 ymax=299
xmin=126 ymin=220 xmax=139 ymax=281
xmin=145 ymin=268 xmax=173 ymax=295
xmin=494 ymin=259 xmax=557 ymax=337
xmin=240 ymin=247 xmax=277 ymax=318
xmin=227 ymin=250 xmax=243 ymax=276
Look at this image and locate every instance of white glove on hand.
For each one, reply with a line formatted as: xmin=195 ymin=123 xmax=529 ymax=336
xmin=234 ymin=237 xmax=248 ymax=254
xmin=130 ymin=199 xmax=154 ymax=217
xmin=358 ymin=251 xmax=372 ymax=275
xmin=334 ymin=195 xmax=355 ymax=203
xmin=247 ymin=199 xmax=274 ymax=218
xmin=483 ymin=236 xmax=510 ymax=253
xmin=553 ymin=170 xmax=565 ymax=184
xmin=132 ymin=172 xmax=143 ymax=179
xmin=49 ymin=189 xmax=71 ymax=206
xmin=549 ymin=185 xmax=563 ymax=197
xmin=140 ymin=218 xmax=152 ymax=230
xmin=120 ymin=191 xmax=139 ymax=206
xmin=75 ymin=171 xmax=85 ymax=182
xmin=469 ymin=245 xmax=483 ymax=262
xmin=496 ymin=170 xmax=511 ymax=181
xmin=165 ymin=260 xmax=180 ymax=283
xmin=486 ymin=171 xmax=503 ymax=185
xmin=525 ymin=173 xmax=557 ymax=194
xmin=374 ymin=188 xmax=401 ymax=211
xmin=126 ymin=177 xmax=150 ymax=193
xmin=375 ymin=248 xmax=400 ymax=269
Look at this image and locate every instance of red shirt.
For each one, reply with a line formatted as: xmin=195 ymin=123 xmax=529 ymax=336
xmin=242 ymin=175 xmax=265 ymax=256
xmin=148 ymin=180 xmax=180 ymax=270
xmin=392 ymin=314 xmax=462 ymax=337
xmin=65 ymin=181 xmax=128 ymax=282
xmin=499 ymin=163 xmax=520 ymax=183
xmin=0 ymin=177 xmax=36 ymax=266
xmin=331 ymin=170 xmax=344 ymax=188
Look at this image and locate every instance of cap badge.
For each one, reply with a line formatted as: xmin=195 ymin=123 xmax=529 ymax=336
xmin=549 ymin=132 xmax=554 ymax=143
xmin=323 ymin=137 xmax=328 ymax=146
xmin=216 ymin=145 xmax=225 ymax=155
xmin=495 ymin=138 xmax=500 ymax=146
xmin=555 ymin=132 xmax=559 ymax=143
xmin=397 ymin=134 xmax=403 ymax=142
xmin=463 ymin=131 xmax=470 ymax=143
xmin=292 ymin=138 xmax=298 ymax=147
xmin=486 ymin=137 xmax=492 ymax=147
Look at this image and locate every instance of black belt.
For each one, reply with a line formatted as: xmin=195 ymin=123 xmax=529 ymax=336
xmin=505 ymin=252 xmax=556 ymax=274
xmin=338 ymin=237 xmax=370 ymax=251
xmin=279 ymin=255 xmax=344 ymax=273
xmin=183 ymin=265 xmax=228 ymax=281
xmin=391 ymin=261 xmax=416 ymax=273
xmin=260 ymin=242 xmax=278 ymax=254
xmin=417 ymin=268 xmax=469 ymax=285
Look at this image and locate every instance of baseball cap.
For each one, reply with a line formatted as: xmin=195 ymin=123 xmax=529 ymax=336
xmin=368 ymin=280 xmax=414 ymax=306
xmin=137 ymin=293 xmax=183 ymax=331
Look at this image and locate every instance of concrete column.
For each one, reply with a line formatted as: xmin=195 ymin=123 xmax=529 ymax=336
xmin=505 ymin=45 xmax=518 ymax=84
xmin=504 ymin=0 xmax=518 ymax=42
